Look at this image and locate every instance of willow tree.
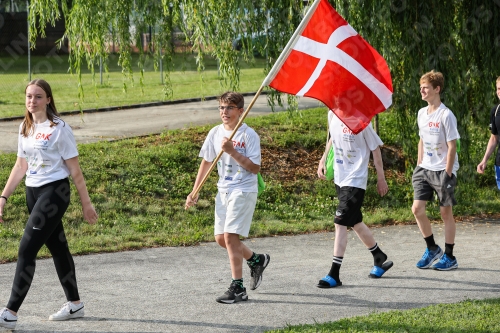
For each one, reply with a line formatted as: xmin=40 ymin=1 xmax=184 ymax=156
xmin=28 ymin=0 xmax=305 ymax=98
xmin=29 ymin=0 xmax=500 ymax=181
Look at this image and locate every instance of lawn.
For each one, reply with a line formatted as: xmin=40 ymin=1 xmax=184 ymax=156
xmin=0 ymin=53 xmax=268 ymax=117
xmin=266 ymin=298 xmax=500 ymax=333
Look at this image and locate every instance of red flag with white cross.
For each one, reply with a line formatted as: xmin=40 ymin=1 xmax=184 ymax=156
xmin=263 ymin=0 xmax=393 ymax=134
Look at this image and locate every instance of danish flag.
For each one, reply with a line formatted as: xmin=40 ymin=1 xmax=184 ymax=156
xmin=263 ymin=0 xmax=393 ymax=134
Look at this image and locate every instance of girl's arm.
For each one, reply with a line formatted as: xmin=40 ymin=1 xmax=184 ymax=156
xmin=0 ymin=157 xmax=28 ymax=219
xmin=65 ymin=156 xmax=98 ymax=224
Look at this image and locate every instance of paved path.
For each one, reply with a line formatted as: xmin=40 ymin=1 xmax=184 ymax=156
xmin=0 ymin=94 xmax=322 ymax=153
xmin=0 ymin=220 xmax=498 ymax=332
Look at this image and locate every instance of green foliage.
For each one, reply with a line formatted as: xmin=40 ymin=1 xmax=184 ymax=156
xmin=266 ymin=298 xmax=500 ymax=333
xmin=331 ymin=1 xmax=500 ymax=182
xmin=27 ymin=1 xmax=500 ymax=188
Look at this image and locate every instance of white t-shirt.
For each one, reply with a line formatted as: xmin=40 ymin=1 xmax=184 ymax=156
xmin=417 ymin=103 xmax=460 ymax=175
xmin=17 ymin=118 xmax=79 ymax=187
xmin=199 ymin=123 xmax=261 ymax=193
xmin=329 ymin=111 xmax=383 ymax=189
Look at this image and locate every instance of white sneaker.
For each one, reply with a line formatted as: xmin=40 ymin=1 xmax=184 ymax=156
xmin=0 ymin=308 xmax=17 ymax=329
xmin=48 ymin=302 xmax=85 ymax=321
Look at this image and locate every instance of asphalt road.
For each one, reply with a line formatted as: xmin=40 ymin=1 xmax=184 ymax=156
xmin=0 ymin=94 xmax=321 ymax=153
xmin=0 ymin=220 xmax=498 ymax=332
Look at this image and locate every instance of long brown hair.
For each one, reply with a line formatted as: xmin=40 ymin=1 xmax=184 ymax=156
xmin=21 ymin=79 xmax=60 ymax=137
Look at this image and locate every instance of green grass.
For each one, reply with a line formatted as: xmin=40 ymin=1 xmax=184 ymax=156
xmin=266 ymin=298 xmax=500 ymax=333
xmin=0 ymin=53 xmax=268 ymax=117
xmin=0 ymin=107 xmax=498 ymax=262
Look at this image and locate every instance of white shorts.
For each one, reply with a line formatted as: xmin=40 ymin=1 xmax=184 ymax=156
xmin=214 ymin=190 xmax=257 ymax=237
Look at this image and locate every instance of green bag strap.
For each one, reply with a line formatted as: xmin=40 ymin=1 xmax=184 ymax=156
xmin=324 ymin=111 xmax=334 ymax=161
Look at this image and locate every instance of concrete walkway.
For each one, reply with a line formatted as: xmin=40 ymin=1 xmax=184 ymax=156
xmin=0 ymin=220 xmax=498 ymax=332
xmin=0 ymin=96 xmax=499 ymax=332
xmin=0 ymin=94 xmax=322 ymax=153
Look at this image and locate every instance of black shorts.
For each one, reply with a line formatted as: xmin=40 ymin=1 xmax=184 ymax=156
xmin=334 ymin=185 xmax=365 ymax=227
xmin=412 ymin=166 xmax=457 ymax=206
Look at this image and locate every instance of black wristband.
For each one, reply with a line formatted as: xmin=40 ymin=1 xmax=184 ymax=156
xmin=0 ymin=196 xmax=7 ymax=202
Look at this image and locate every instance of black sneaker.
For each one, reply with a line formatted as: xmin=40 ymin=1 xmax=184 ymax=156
xmin=248 ymin=253 xmax=270 ymax=290
xmin=216 ymin=282 xmax=248 ymax=304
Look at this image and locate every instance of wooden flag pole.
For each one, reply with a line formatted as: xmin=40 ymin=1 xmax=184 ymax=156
xmin=185 ymin=84 xmax=266 ymax=209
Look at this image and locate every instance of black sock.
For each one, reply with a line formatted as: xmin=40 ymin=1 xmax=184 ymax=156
xmin=247 ymin=252 xmax=260 ymax=267
xmin=328 ymin=256 xmax=343 ymax=283
xmin=369 ymin=243 xmax=387 ymax=267
xmin=231 ymin=278 xmax=244 ymax=288
xmin=424 ymin=234 xmax=438 ymax=251
xmin=445 ymin=243 xmax=455 ymax=259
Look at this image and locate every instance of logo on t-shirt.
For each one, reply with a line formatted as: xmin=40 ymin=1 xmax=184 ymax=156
xmin=428 ymin=122 xmax=441 ymax=136
xmin=34 ymin=132 xmax=53 ymax=151
xmin=35 ymin=133 xmax=52 ymax=140
xmin=232 ymin=141 xmax=245 ymax=148
xmin=342 ymin=127 xmax=354 ymax=134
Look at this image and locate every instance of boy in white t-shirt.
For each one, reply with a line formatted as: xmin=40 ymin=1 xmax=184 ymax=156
xmin=316 ymin=110 xmax=392 ymax=288
xmin=412 ymin=70 xmax=460 ymax=271
xmin=185 ymin=92 xmax=270 ymax=304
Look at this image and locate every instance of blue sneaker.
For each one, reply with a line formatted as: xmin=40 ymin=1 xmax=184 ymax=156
xmin=416 ymin=246 xmax=443 ymax=269
xmin=431 ymin=254 xmax=458 ymax=271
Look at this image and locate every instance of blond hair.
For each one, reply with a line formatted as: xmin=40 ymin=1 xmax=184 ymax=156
xmin=420 ymin=70 xmax=444 ymax=93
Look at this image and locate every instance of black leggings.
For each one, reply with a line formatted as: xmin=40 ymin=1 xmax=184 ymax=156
xmin=7 ymin=178 xmax=80 ymax=312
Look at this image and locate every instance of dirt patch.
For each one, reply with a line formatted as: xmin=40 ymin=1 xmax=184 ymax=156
xmin=260 ymin=144 xmax=406 ymax=183
xmin=184 ymin=128 xmax=407 ymax=183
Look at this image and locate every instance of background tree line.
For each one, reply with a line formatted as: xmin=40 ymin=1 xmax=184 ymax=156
xmin=29 ymin=0 xmax=500 ymax=181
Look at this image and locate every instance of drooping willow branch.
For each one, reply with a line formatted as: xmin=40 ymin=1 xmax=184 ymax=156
xmin=28 ymin=0 xmax=500 ymax=182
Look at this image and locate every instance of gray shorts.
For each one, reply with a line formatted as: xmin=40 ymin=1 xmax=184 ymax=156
xmin=412 ymin=166 xmax=457 ymax=206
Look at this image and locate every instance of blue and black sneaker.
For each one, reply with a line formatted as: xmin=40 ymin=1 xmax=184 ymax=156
xmin=416 ymin=246 xmax=443 ymax=269
xmin=431 ymin=254 xmax=458 ymax=271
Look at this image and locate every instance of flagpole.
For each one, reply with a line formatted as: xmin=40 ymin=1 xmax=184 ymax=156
xmin=187 ymin=0 xmax=323 ymax=210
xmin=262 ymin=0 xmax=322 ymax=86
xmin=186 ymin=84 xmax=266 ymax=209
